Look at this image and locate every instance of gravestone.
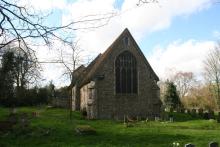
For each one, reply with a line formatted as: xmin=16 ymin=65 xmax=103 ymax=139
xmin=32 ymin=111 xmax=40 ymax=118
xmin=209 ymin=142 xmax=218 ymax=147
xmin=185 ymin=143 xmax=195 ymax=147
xmin=19 ymin=113 xmax=30 ymax=128
xmin=169 ymin=117 xmax=173 ymax=122
xmin=169 ymin=114 xmax=173 ymax=122
xmin=155 ymin=116 xmax=160 ymax=121
xmin=10 ymin=107 xmax=17 ymax=114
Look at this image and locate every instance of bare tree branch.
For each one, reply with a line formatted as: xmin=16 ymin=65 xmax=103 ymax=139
xmin=0 ymin=0 xmax=117 ymax=51
xmin=204 ymin=42 xmax=220 ymax=109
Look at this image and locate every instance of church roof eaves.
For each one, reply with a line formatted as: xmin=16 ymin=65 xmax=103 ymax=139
xmin=79 ymin=28 xmax=159 ymax=87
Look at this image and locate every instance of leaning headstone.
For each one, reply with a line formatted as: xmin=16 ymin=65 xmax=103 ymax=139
xmin=185 ymin=143 xmax=195 ymax=147
xmin=209 ymin=141 xmax=218 ymax=147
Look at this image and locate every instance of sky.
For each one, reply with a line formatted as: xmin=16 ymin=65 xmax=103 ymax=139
xmin=19 ymin=0 xmax=220 ymax=87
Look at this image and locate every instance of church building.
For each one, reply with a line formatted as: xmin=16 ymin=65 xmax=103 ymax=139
xmin=70 ymin=28 xmax=161 ymax=119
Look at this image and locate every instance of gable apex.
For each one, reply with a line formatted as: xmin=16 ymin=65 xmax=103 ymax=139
xmin=79 ymin=28 xmax=159 ymax=86
xmin=114 ymin=28 xmax=159 ymax=81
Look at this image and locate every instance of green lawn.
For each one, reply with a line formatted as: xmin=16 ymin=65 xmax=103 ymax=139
xmin=0 ymin=107 xmax=219 ymax=147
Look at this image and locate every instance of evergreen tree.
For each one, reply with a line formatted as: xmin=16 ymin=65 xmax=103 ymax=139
xmin=0 ymin=48 xmax=40 ymax=106
xmin=0 ymin=51 xmax=16 ymax=106
xmin=164 ymin=81 xmax=181 ymax=110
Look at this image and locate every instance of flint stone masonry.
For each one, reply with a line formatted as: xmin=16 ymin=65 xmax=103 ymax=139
xmin=71 ymin=28 xmax=161 ymax=119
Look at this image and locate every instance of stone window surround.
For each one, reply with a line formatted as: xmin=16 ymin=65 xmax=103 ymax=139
xmin=114 ymin=50 xmax=138 ymax=95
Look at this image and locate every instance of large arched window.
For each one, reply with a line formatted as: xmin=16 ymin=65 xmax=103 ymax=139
xmin=115 ymin=51 xmax=137 ymax=94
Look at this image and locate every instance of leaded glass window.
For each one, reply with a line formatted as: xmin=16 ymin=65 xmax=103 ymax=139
xmin=115 ymin=51 xmax=137 ymax=94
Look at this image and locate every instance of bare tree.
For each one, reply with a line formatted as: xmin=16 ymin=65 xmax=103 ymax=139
xmin=173 ymin=71 xmax=195 ymax=99
xmin=182 ymin=84 xmax=217 ymax=110
xmin=204 ymin=42 xmax=220 ymax=109
xmin=59 ymin=41 xmax=84 ymax=83
xmin=14 ymin=48 xmax=41 ymax=89
xmin=1 ymin=43 xmax=41 ymax=87
xmin=59 ymin=41 xmax=85 ymax=119
xmin=0 ymin=0 xmax=116 ymax=54
xmin=0 ymin=43 xmax=41 ymax=108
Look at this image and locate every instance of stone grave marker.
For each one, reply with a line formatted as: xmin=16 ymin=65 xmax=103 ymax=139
xmin=185 ymin=143 xmax=195 ymax=147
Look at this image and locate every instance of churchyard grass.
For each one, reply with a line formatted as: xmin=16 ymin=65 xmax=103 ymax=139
xmin=0 ymin=107 xmax=220 ymax=147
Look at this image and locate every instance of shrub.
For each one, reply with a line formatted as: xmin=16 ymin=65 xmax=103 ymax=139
xmin=203 ymin=112 xmax=209 ymax=120
xmin=217 ymin=112 xmax=220 ymax=123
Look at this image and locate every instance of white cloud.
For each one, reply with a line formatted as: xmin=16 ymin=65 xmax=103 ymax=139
xmin=120 ymin=0 xmax=211 ymax=36
xmin=61 ymin=0 xmax=212 ymax=82
xmin=61 ymin=0 xmax=211 ymax=54
xmin=148 ymin=40 xmax=215 ymax=80
xmin=16 ymin=0 xmax=214 ymax=86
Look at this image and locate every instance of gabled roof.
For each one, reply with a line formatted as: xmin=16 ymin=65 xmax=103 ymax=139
xmin=69 ymin=65 xmax=86 ymax=87
xmin=71 ymin=28 xmax=159 ymax=88
xmin=124 ymin=29 xmax=159 ymax=81
xmin=70 ymin=54 xmax=102 ymax=87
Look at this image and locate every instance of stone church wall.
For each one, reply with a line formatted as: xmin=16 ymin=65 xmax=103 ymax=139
xmin=80 ymin=81 xmax=98 ymax=119
xmin=94 ymin=34 xmax=161 ymax=119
